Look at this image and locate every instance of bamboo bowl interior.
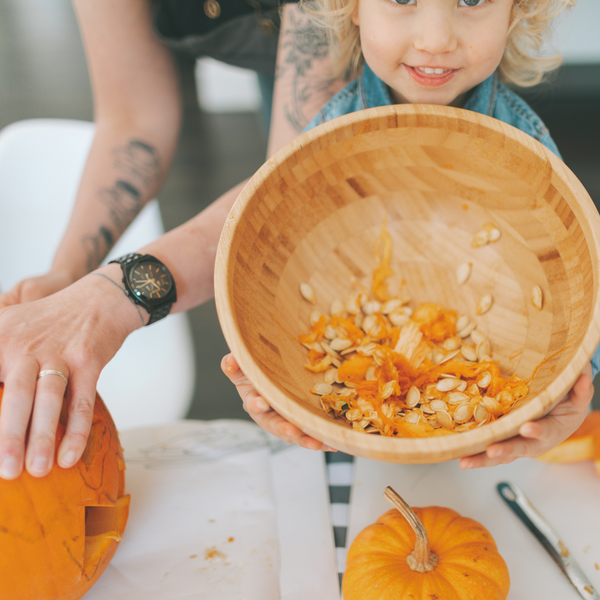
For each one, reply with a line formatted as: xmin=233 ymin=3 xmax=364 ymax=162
xmin=215 ymin=105 xmax=600 ymax=463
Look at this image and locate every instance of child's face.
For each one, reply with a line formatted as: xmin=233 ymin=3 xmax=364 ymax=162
xmin=352 ymin=0 xmax=514 ymax=106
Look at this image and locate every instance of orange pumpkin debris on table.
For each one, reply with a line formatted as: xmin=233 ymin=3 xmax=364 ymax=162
xmin=342 ymin=486 xmax=510 ymax=600
xmin=537 ymin=410 xmax=600 ymax=470
xmin=0 ymin=383 xmax=130 ymax=600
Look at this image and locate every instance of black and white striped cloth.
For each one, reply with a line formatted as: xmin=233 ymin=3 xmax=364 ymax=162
xmin=325 ymin=452 xmax=356 ymax=588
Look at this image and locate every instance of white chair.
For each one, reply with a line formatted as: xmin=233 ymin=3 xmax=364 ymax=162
xmin=0 ymin=119 xmax=196 ymax=430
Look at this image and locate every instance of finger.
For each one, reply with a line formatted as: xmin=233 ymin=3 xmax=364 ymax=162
xmin=569 ymin=371 xmax=594 ymax=410
xmin=221 ymin=354 xmax=335 ymax=451
xmin=25 ymin=368 xmax=70 ymax=477
xmin=221 ymin=353 xmax=238 ymax=377
xmin=56 ymin=371 xmax=98 ymax=468
xmin=460 ymin=434 xmax=541 ymax=469
xmin=0 ymin=360 xmax=39 ymax=479
xmin=0 ymin=288 xmax=20 ymax=310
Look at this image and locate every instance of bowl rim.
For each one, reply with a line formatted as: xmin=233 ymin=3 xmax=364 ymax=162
xmin=215 ymin=104 xmax=600 ymax=462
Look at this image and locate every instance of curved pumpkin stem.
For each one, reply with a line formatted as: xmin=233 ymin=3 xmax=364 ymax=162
xmin=384 ymin=486 xmax=438 ymax=573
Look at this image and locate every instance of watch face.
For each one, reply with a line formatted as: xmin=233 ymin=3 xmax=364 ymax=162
xmin=129 ymin=261 xmax=172 ymax=300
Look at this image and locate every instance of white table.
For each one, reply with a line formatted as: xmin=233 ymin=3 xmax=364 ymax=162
xmin=84 ymin=420 xmax=340 ymax=600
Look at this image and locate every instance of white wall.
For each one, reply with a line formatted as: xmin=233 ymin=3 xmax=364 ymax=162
xmin=556 ymin=0 xmax=600 ymax=64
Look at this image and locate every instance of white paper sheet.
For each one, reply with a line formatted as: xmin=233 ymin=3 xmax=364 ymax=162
xmin=271 ymin=445 xmax=340 ymax=600
xmin=83 ymin=420 xmax=338 ymax=600
xmin=347 ymin=457 xmax=600 ymax=600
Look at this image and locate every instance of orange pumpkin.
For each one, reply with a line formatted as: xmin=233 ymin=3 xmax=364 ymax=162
xmin=537 ymin=411 xmax=600 ymax=468
xmin=343 ymin=487 xmax=510 ymax=600
xmin=0 ymin=383 xmax=130 ymax=600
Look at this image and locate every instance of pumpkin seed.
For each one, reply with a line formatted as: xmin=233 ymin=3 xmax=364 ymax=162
xmin=532 ymin=285 xmax=543 ymax=310
xmin=472 ymin=228 xmax=490 ymax=248
xmin=455 ymin=380 xmax=468 ymax=392
xmin=461 ymin=345 xmax=478 ymax=362
xmin=478 ymin=371 xmax=492 ymax=388
xmin=436 ymin=378 xmax=461 ymax=392
xmin=430 ymin=399 xmax=448 ymax=412
xmin=456 ymin=262 xmax=472 ymax=285
xmin=381 ymin=298 xmax=403 ymax=314
xmin=365 ymin=366 xmax=377 ymax=381
xmin=358 ymin=342 xmax=377 ymax=356
xmin=404 ymin=411 xmax=421 ymax=424
xmin=389 ymin=310 xmax=410 ymax=327
xmin=456 ymin=315 xmax=470 ymax=331
xmin=476 ymin=294 xmax=493 ymax=315
xmin=381 ymin=381 xmax=396 ymax=399
xmin=447 ymin=391 xmax=469 ymax=404
xmin=482 ymin=396 xmax=501 ymax=415
xmin=345 ymin=409 xmax=362 ymax=421
xmin=454 ymin=403 xmax=473 ymax=423
xmin=477 ymin=339 xmax=491 ymax=361
xmin=330 ymin=337 xmax=352 ymax=351
xmin=405 ymin=386 xmax=421 ymax=408
xmin=437 ymin=410 xmax=454 ymax=430
xmin=443 ymin=337 xmax=460 ymax=351
xmin=311 ymin=383 xmax=332 ymax=395
xmin=363 ymin=301 xmax=381 ymax=315
xmin=324 ymin=325 xmax=337 ymax=340
xmin=470 ymin=329 xmax=486 ymax=346
xmin=324 ymin=368 xmax=337 ymax=385
xmin=489 ymin=227 xmax=501 ymax=242
xmin=300 ymin=282 xmax=316 ymax=304
xmin=330 ymin=299 xmax=345 ymax=317
xmin=474 ymin=404 xmax=490 ymax=423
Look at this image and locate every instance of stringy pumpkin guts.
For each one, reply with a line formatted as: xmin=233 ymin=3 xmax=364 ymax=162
xmin=299 ymin=222 xmax=529 ymax=438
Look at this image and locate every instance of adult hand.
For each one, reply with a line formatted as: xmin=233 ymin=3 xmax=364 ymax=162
xmin=0 ymin=270 xmax=76 ymax=309
xmin=0 ymin=266 xmax=143 ymax=480
xmin=460 ymin=362 xmax=594 ymax=469
xmin=221 ymin=353 xmax=337 ymax=452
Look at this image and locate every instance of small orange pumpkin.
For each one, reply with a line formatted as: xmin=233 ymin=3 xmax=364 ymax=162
xmin=343 ymin=487 xmax=510 ymax=600
xmin=0 ymin=383 xmax=130 ymax=600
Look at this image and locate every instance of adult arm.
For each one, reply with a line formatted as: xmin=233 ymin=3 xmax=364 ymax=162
xmin=0 ymin=0 xmax=181 ymax=308
xmin=0 ymin=180 xmax=245 ymax=481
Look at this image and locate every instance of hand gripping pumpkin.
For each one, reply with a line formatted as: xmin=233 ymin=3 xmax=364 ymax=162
xmin=343 ymin=486 xmax=510 ymax=600
xmin=0 ymin=384 xmax=130 ymax=600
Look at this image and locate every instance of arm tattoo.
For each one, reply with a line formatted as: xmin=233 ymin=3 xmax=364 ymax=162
xmin=278 ymin=9 xmax=337 ymax=133
xmin=82 ymin=140 xmax=160 ymax=272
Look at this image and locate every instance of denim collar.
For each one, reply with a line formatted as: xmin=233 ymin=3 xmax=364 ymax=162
xmin=358 ymin=61 xmax=499 ymax=117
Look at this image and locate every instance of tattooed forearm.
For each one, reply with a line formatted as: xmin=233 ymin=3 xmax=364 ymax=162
xmin=82 ymin=139 xmax=160 ymax=272
xmin=278 ymin=8 xmax=338 ymax=133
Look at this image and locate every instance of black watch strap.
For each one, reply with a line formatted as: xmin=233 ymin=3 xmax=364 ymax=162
xmin=109 ymin=253 xmax=176 ymax=326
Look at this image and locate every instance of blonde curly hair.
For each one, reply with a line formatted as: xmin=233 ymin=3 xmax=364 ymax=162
xmin=301 ymin=0 xmax=576 ymax=87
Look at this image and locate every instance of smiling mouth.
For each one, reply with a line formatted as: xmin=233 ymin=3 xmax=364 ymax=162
xmin=405 ymin=65 xmax=458 ymax=86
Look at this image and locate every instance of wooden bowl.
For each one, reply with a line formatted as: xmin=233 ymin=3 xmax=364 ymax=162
xmin=215 ymin=104 xmax=600 ymax=463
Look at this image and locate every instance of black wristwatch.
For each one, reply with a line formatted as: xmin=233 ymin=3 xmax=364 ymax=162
xmin=109 ymin=253 xmax=177 ymax=325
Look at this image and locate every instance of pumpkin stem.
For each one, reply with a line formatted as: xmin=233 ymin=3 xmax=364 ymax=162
xmin=384 ymin=486 xmax=438 ymax=573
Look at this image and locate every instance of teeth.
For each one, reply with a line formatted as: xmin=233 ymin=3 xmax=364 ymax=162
xmin=417 ymin=67 xmax=448 ymax=75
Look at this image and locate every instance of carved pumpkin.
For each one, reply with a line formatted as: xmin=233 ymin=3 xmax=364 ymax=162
xmin=0 ymin=383 xmax=130 ymax=600
xmin=537 ymin=411 xmax=600 ymax=469
xmin=343 ymin=487 xmax=510 ymax=600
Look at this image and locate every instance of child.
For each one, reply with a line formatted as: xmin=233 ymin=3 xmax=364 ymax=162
xmin=224 ymin=0 xmax=599 ymax=469
xmin=303 ymin=0 xmax=568 ymax=151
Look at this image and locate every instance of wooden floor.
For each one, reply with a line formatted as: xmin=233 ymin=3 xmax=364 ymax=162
xmin=1 ymin=0 xmax=599 ymax=421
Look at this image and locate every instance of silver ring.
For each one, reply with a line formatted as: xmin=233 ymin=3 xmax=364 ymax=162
xmin=37 ymin=370 xmax=68 ymax=386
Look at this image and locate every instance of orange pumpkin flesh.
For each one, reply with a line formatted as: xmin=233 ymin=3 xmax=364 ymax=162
xmin=343 ymin=487 xmax=510 ymax=600
xmin=0 ymin=383 xmax=130 ymax=600
xmin=537 ymin=411 xmax=600 ymax=465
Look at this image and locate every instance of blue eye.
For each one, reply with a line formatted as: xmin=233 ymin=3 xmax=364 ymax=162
xmin=392 ymin=0 xmax=417 ymax=4
xmin=458 ymin=0 xmax=488 ymax=5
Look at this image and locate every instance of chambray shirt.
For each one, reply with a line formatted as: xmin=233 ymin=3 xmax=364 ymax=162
xmin=305 ymin=63 xmax=600 ymax=379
